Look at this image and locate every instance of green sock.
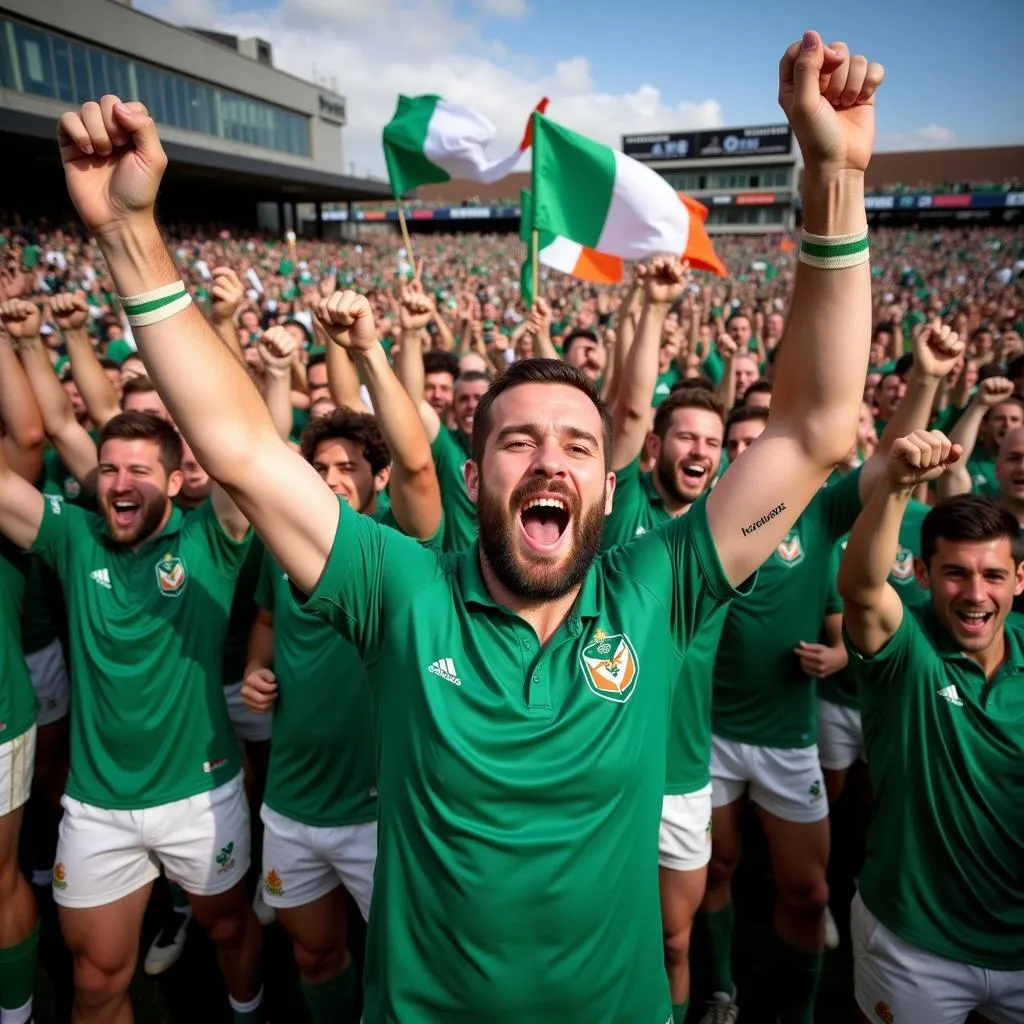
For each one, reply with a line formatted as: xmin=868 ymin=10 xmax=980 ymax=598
xmin=0 ymin=921 xmax=40 ymax=1014
xmin=229 ymin=986 xmax=264 ymax=1024
xmin=697 ymin=903 xmax=735 ymax=997
xmin=672 ymin=1000 xmax=689 ymax=1024
xmin=773 ymin=935 xmax=822 ymax=1024
xmin=300 ymin=960 xmax=357 ymax=1024
xmin=169 ymin=882 xmax=191 ymax=912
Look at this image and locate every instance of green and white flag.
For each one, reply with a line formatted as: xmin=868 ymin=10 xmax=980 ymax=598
xmin=382 ymin=95 xmax=548 ymax=196
xmin=531 ymin=114 xmax=725 ymax=276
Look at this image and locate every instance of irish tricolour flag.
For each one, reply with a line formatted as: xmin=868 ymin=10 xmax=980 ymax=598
xmin=519 ymin=189 xmax=621 ymax=305
xmin=383 ymin=95 xmax=548 ymax=196
xmin=531 ymin=114 xmax=726 ymax=277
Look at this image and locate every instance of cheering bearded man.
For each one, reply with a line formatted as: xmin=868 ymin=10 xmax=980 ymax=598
xmin=53 ymin=27 xmax=881 ymax=1023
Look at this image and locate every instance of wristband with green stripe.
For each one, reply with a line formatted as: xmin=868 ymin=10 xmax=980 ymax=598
xmin=120 ymin=282 xmax=193 ymax=327
xmin=799 ymin=229 xmax=870 ymax=270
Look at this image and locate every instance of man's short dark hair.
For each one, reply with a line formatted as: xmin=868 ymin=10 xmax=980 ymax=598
xmin=98 ymin=356 xmax=121 ymax=372
xmin=457 ymin=370 xmax=492 ymax=388
xmin=894 ymin=352 xmax=914 ymax=378
xmin=921 ymin=494 xmax=1024 ymax=566
xmin=977 ymin=362 xmax=1007 ymax=384
xmin=743 ymin=379 xmax=773 ymax=402
xmin=423 ymin=350 xmax=459 ymax=380
xmin=307 ymin=353 xmax=327 ymax=375
xmin=299 ymin=408 xmax=390 ymax=475
xmin=981 ymin=396 xmax=1024 ymax=424
xmin=671 ymin=375 xmax=715 ymax=394
xmin=725 ymin=312 xmax=750 ymax=330
xmin=471 ymin=358 xmax=612 ymax=468
xmin=1006 ymin=355 xmax=1024 ymax=380
xmin=98 ymin=411 xmax=182 ymax=473
xmin=121 ymin=375 xmax=157 ymax=399
xmin=561 ymin=329 xmax=599 ymax=359
xmin=725 ymin=404 xmax=769 ymax=441
xmin=653 ymin=387 xmax=724 ymax=440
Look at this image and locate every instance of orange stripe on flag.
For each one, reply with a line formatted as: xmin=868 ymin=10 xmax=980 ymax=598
xmin=677 ymin=194 xmax=727 ymax=278
xmin=520 ymin=97 xmax=550 ymax=151
xmin=574 ymin=248 xmax=623 ymax=285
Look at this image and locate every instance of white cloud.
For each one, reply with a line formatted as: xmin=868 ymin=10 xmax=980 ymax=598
xmin=879 ymin=124 xmax=957 ymax=150
xmin=469 ymin=0 xmax=530 ymax=18
xmin=135 ymin=0 xmax=723 ymax=178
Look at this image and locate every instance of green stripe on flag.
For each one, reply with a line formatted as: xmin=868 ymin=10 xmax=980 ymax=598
xmin=382 ymin=95 xmax=451 ymax=195
xmin=520 ymin=189 xmax=535 ymax=307
xmin=531 ymin=114 xmax=615 ymax=250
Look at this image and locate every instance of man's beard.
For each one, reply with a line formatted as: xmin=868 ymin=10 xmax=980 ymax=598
xmin=103 ymin=494 xmax=168 ymax=544
xmin=655 ymin=449 xmax=708 ymax=507
xmin=477 ymin=478 xmax=605 ymax=601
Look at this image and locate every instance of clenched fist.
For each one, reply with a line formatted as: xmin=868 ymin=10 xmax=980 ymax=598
xmin=51 ymin=292 xmax=89 ymax=332
xmin=887 ymin=430 xmax=962 ymax=488
xmin=399 ymin=288 xmax=434 ymax=333
xmin=211 ymin=267 xmax=244 ymax=324
xmin=0 ymin=299 xmax=42 ymax=341
xmin=241 ymin=668 xmax=278 ymax=715
xmin=778 ymin=31 xmax=885 ymax=173
xmin=974 ymin=376 xmax=1016 ymax=409
xmin=912 ymin=320 xmax=963 ymax=381
xmin=716 ymin=333 xmax=739 ymax=360
xmin=314 ymin=291 xmax=378 ymax=353
xmin=57 ymin=96 xmax=167 ymax=237
xmin=258 ymin=325 xmax=298 ymax=376
xmin=638 ymin=256 xmax=687 ymax=307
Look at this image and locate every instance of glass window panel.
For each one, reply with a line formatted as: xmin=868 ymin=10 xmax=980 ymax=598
xmin=89 ymin=48 xmax=106 ymax=96
xmin=0 ymin=20 xmax=13 ymax=91
xmin=106 ymin=53 xmax=130 ymax=98
xmin=52 ymin=37 xmax=74 ymax=101
xmin=70 ymin=42 xmax=91 ymax=101
xmin=14 ymin=23 xmax=56 ymax=98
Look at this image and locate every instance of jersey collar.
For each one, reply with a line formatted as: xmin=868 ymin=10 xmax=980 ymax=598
xmin=640 ymin=469 xmax=665 ymax=508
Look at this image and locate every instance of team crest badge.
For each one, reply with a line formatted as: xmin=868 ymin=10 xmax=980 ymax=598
xmin=874 ymin=1001 xmax=895 ymax=1024
xmin=776 ymin=530 xmax=804 ymax=567
xmin=215 ymin=842 xmax=236 ymax=874
xmin=52 ymin=863 xmax=67 ymax=890
xmin=155 ymin=554 xmax=187 ymax=597
xmin=580 ymin=628 xmax=639 ymax=704
xmin=890 ymin=545 xmax=914 ymax=581
xmin=63 ymin=476 xmax=81 ymax=499
xmin=264 ymin=870 xmax=284 ymax=897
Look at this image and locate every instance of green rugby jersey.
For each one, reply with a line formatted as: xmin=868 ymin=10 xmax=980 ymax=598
xmin=301 ymin=495 xmax=751 ymax=1023
xmin=847 ymin=609 xmax=1024 ymax=969
xmin=259 ymin=508 xmax=442 ymax=827
xmin=29 ymin=495 xmax=247 ymax=809
xmin=652 ymin=365 xmax=682 ymax=407
xmin=819 ymin=499 xmax=930 ymax=709
xmin=602 ymin=459 xmax=719 ymax=794
xmin=967 ymin=448 xmax=999 ymax=497
xmin=221 ymin=535 xmax=266 ymax=685
xmin=1 ymin=536 xmax=36 ymax=746
xmin=712 ymin=469 xmax=862 ymax=748
xmin=431 ymin=427 xmax=475 ymax=552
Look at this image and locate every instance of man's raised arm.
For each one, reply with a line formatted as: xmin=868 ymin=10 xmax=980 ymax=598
xmin=315 ymin=291 xmax=442 ymax=542
xmin=57 ymin=96 xmax=337 ymax=593
xmin=0 ymin=327 xmax=45 ymax=483
xmin=839 ymin=431 xmax=960 ymax=655
xmin=706 ymin=32 xmax=884 ymax=586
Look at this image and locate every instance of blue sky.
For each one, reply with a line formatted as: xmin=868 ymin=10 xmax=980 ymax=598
xmin=141 ymin=0 xmax=1024 ymax=175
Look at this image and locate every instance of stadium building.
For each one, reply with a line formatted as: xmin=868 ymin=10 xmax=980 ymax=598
xmin=620 ymin=124 xmax=798 ymax=234
xmin=0 ymin=0 xmax=391 ymax=231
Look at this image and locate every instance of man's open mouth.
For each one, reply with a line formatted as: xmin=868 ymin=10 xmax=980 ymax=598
xmin=519 ymin=496 xmax=571 ymax=551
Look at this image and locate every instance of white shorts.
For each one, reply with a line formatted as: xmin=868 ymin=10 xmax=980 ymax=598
xmin=26 ymin=638 xmax=70 ymax=726
xmin=852 ymin=892 xmax=1024 ymax=1024
xmin=261 ymin=804 xmax=376 ymax=921
xmin=710 ymin=734 xmax=829 ymax=823
xmin=52 ymin=772 xmax=250 ymax=908
xmin=223 ymin=681 xmax=273 ymax=744
xmin=0 ymin=725 xmax=36 ymax=817
xmin=658 ymin=784 xmax=713 ymax=871
xmin=817 ymin=698 xmax=864 ymax=771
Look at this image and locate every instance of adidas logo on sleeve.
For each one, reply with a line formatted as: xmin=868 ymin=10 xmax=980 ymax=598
xmin=90 ymin=568 xmax=112 ymax=590
xmin=937 ymin=684 xmax=964 ymax=707
xmin=428 ymin=658 xmax=463 ymax=687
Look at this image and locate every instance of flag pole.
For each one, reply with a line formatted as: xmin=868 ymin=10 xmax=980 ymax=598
xmin=531 ymin=228 xmax=539 ymax=305
xmin=396 ymin=200 xmax=415 ymax=270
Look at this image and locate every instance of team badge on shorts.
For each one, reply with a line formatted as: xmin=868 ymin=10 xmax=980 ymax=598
xmin=155 ymin=554 xmax=188 ymax=597
xmin=580 ymin=629 xmax=639 ymax=704
xmin=890 ymin=546 xmax=914 ymax=581
xmin=809 ymin=780 xmax=824 ymax=803
xmin=52 ymin=863 xmax=68 ymax=890
xmin=216 ymin=842 xmax=236 ymax=874
xmin=776 ymin=530 xmax=804 ymax=567
xmin=264 ymin=870 xmax=284 ymax=898
xmin=874 ymin=1000 xmax=895 ymax=1024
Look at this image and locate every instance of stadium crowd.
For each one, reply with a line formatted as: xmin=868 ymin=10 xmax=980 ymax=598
xmin=0 ymin=28 xmax=1022 ymax=1024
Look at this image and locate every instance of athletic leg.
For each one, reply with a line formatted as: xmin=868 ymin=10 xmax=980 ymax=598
xmin=0 ymin=805 xmax=38 ymax=1024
